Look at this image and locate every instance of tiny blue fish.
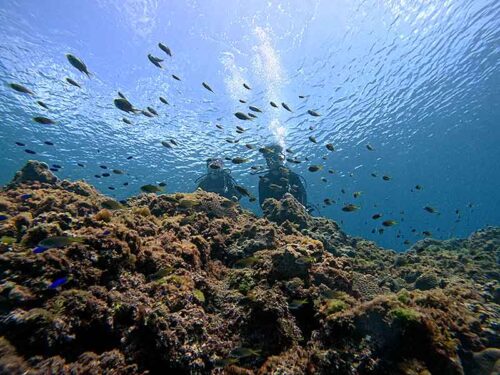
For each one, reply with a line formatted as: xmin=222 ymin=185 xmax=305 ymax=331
xmin=48 ymin=276 xmax=68 ymax=289
xmin=33 ymin=246 xmax=49 ymax=254
xmin=102 ymin=230 xmax=111 ymax=236
xmin=20 ymin=194 xmax=32 ymax=200
xmin=0 ymin=215 xmax=8 ymax=221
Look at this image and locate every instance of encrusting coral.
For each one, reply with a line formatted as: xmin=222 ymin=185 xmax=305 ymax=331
xmin=0 ymin=161 xmax=498 ymax=374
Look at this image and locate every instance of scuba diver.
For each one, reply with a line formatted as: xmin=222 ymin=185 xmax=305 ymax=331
xmin=258 ymin=144 xmax=308 ymax=208
xmin=195 ymin=158 xmax=242 ymax=200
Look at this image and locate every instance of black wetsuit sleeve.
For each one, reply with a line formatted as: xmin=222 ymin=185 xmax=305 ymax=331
xmin=290 ymin=173 xmax=307 ymax=207
xmin=258 ymin=178 xmax=270 ymax=207
xmin=226 ymin=179 xmax=242 ymax=200
xmin=197 ymin=178 xmax=208 ymax=191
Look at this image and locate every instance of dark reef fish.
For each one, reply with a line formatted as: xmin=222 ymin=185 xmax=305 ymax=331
xmin=342 ymin=204 xmax=359 ymax=212
xmin=382 ymin=220 xmax=397 ymax=227
xmin=234 ymin=185 xmax=251 ymax=197
xmin=9 ymin=83 xmax=33 ymax=95
xmin=281 ymin=102 xmax=292 ymax=112
xmin=229 ymin=347 xmax=261 ymax=359
xmin=158 ymin=42 xmax=172 ymax=57
xmin=101 ymin=199 xmax=122 ymax=210
xmin=202 ymin=82 xmax=214 ymax=93
xmin=308 ymin=165 xmax=322 ymax=172
xmin=234 ymin=112 xmax=252 ymax=120
xmin=289 ymin=299 xmax=308 ymax=310
xmin=0 ymin=236 xmax=16 ymax=245
xmin=147 ymin=107 xmax=158 ymax=116
xmin=232 ymin=157 xmax=248 ymax=164
xmin=66 ymin=53 xmax=91 ymax=77
xmin=33 ymin=116 xmax=55 ymax=125
xmin=114 ymin=98 xmax=140 ymax=113
xmin=38 ymin=236 xmax=84 ymax=249
xmin=424 ymin=206 xmax=438 ymax=214
xmin=65 ymin=77 xmax=81 ymax=88
xmin=148 ymin=54 xmax=163 ymax=68
xmin=37 ymin=100 xmax=49 ymax=109
xmin=141 ymin=184 xmax=163 ymax=193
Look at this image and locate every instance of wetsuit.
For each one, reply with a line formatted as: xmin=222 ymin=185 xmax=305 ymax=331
xmin=197 ymin=172 xmax=242 ymax=200
xmin=258 ymin=168 xmax=307 ymax=208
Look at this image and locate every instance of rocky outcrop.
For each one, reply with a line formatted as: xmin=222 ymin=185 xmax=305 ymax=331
xmin=0 ymin=162 xmax=498 ymax=374
xmin=8 ymin=160 xmax=57 ymax=187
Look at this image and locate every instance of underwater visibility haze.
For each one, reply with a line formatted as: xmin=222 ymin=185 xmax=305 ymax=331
xmin=0 ymin=1 xmax=499 ymax=374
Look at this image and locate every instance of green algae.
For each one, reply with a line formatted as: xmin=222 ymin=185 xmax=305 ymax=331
xmin=228 ymin=270 xmax=256 ymax=295
xmin=193 ymin=289 xmax=205 ymax=303
xmin=325 ymin=299 xmax=347 ymax=314
xmin=390 ymin=307 xmax=421 ymax=323
xmin=397 ymin=289 xmax=411 ymax=305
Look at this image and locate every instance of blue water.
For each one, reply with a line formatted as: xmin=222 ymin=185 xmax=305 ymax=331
xmin=0 ymin=0 xmax=499 ymax=251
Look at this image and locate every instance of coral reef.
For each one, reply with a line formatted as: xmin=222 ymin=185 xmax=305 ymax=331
xmin=0 ymin=161 xmax=498 ymax=374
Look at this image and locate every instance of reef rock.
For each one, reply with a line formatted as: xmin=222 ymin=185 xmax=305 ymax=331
xmin=8 ymin=160 xmax=57 ymax=187
xmin=263 ymin=193 xmax=354 ymax=255
xmin=0 ymin=161 xmax=498 ymax=374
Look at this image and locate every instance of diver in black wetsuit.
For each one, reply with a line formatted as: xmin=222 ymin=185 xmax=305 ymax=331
xmin=196 ymin=158 xmax=242 ymax=200
xmin=258 ymin=144 xmax=307 ymax=208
